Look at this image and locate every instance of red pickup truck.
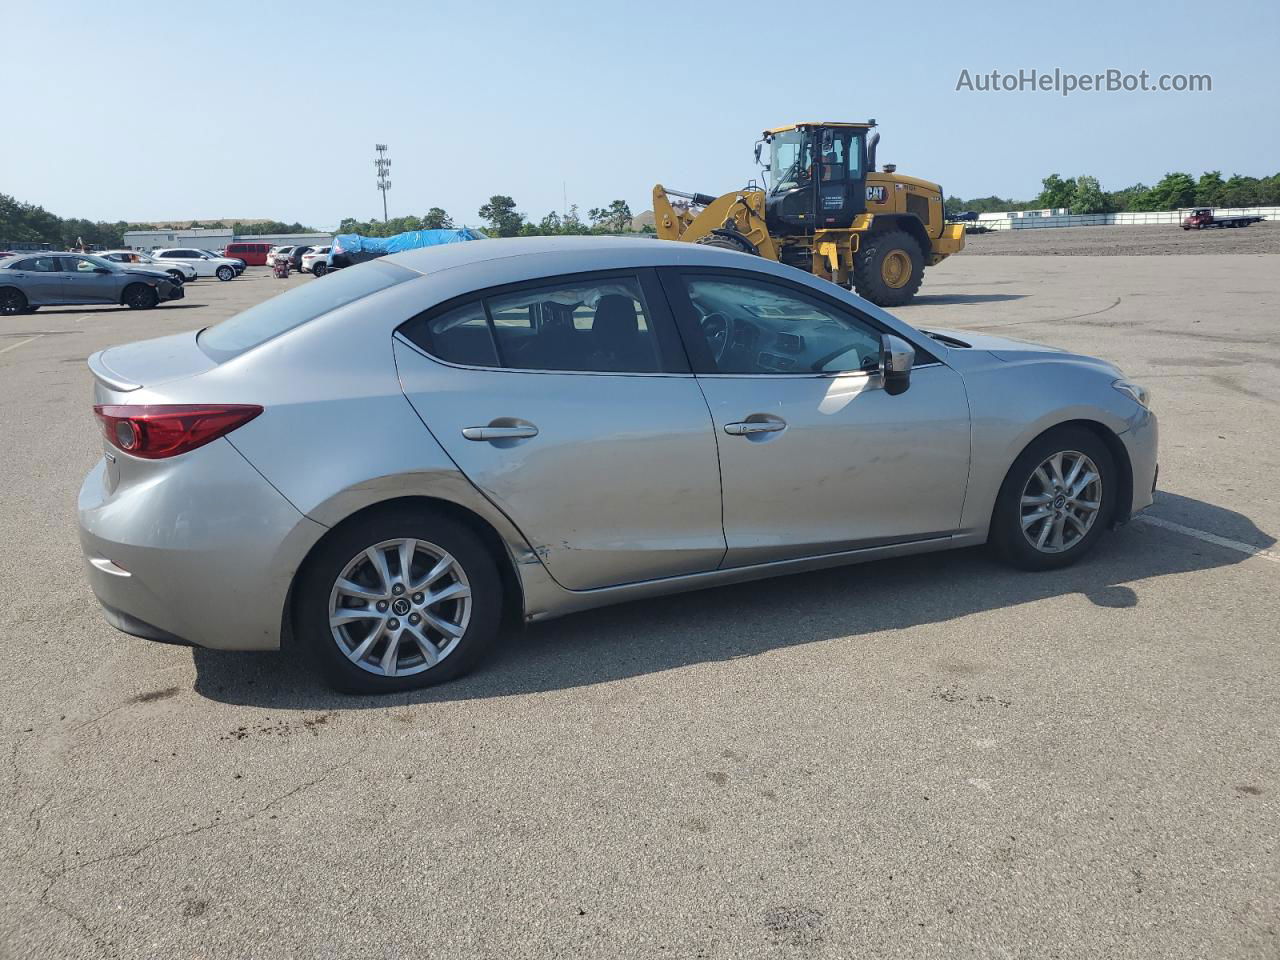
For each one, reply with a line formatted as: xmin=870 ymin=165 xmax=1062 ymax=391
xmin=1181 ymin=208 xmax=1265 ymax=230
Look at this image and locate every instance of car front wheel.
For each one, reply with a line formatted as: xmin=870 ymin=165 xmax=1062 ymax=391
xmin=990 ymin=426 xmax=1116 ymax=570
xmin=297 ymin=507 xmax=503 ymax=693
xmin=123 ymin=283 xmax=159 ymax=309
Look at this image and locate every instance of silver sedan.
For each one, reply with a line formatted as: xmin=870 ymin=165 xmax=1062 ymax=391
xmin=77 ymin=237 xmax=1157 ymax=692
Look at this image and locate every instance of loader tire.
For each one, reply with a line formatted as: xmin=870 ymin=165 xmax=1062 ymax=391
xmin=852 ymin=229 xmax=924 ymax=307
xmin=695 ymin=233 xmax=754 ymax=255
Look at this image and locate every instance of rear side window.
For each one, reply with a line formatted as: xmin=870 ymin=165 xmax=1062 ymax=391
xmin=13 ymin=256 xmax=59 ymax=272
xmin=401 ymin=275 xmax=663 ymax=373
xmin=198 ymin=260 xmax=412 ymax=362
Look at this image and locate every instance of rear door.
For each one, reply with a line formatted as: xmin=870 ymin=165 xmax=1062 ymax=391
xmin=6 ymin=256 xmax=64 ymax=303
xmin=394 ymin=269 xmax=726 ymax=591
xmin=662 ymin=268 xmax=972 ymax=567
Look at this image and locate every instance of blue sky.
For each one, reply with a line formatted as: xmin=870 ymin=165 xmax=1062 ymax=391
xmin=3 ymin=0 xmax=1276 ymax=228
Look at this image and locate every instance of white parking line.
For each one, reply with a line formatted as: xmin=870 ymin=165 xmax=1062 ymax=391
xmin=0 ymin=334 xmax=43 ymax=356
xmin=1137 ymin=514 xmax=1280 ymax=565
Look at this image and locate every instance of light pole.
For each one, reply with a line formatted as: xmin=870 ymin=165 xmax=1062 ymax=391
xmin=374 ymin=144 xmax=391 ymax=223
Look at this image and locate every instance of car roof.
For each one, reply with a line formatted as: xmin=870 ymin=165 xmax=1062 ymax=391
xmin=384 ymin=235 xmax=785 ymax=281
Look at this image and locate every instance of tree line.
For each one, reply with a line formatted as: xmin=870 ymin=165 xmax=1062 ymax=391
xmin=947 ymin=170 xmax=1280 ymax=216
xmin=337 ymin=197 xmax=643 ymax=238
xmin=0 ymin=194 xmax=319 ymax=248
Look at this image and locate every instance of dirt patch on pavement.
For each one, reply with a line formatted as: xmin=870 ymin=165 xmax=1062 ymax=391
xmin=964 ymin=221 xmax=1280 ymax=256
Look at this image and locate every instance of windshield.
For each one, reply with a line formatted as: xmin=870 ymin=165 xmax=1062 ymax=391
xmin=769 ymin=128 xmax=864 ymax=192
xmin=768 ymin=131 xmax=811 ymax=193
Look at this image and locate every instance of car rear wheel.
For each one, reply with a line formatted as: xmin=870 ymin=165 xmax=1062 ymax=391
xmin=990 ymin=426 xmax=1116 ymax=570
xmin=297 ymin=507 xmax=503 ymax=693
xmin=123 ymin=284 xmax=159 ymax=309
xmin=313 ymin=262 xmax=327 ymax=276
xmin=216 ymin=266 xmax=234 ymax=281
xmin=0 ymin=288 xmax=27 ymax=316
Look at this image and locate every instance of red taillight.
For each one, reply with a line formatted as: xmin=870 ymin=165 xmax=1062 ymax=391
xmin=93 ymin=404 xmax=263 ymax=459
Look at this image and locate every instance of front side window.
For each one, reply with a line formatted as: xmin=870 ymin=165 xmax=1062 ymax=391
xmin=679 ymin=275 xmax=881 ymax=375
xmin=63 ymin=256 xmax=110 ymax=273
xmin=402 ymin=276 xmax=662 ymax=374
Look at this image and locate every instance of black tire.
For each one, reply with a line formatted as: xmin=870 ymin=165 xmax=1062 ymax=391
xmin=216 ymin=266 xmax=234 ymax=281
xmin=296 ymin=506 xmax=503 ymax=694
xmin=989 ymin=425 xmax=1117 ymax=571
xmin=312 ymin=262 xmax=327 ymax=276
xmin=166 ymin=270 xmax=185 ymax=285
xmin=695 ymin=234 xmax=754 ymax=255
xmin=0 ymin=287 xmax=27 ymax=316
xmin=852 ymin=228 xmax=925 ymax=307
xmin=123 ymin=284 xmax=159 ymax=310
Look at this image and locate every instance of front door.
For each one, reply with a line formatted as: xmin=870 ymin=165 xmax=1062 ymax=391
xmin=394 ymin=269 xmax=726 ymax=591
xmin=59 ymin=256 xmax=118 ymax=303
xmin=663 ymin=269 xmax=971 ymax=567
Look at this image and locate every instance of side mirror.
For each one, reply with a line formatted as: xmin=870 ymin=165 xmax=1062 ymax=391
xmin=754 ymin=140 xmax=762 ymax=164
xmin=879 ymin=333 xmax=915 ymax=396
xmin=93 ymin=267 xmax=111 ymax=274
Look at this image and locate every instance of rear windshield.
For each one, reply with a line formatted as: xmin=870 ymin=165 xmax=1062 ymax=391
xmin=197 ymin=260 xmax=412 ymax=362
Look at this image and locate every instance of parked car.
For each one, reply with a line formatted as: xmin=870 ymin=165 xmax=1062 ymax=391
xmin=266 ymin=245 xmax=296 ymax=268
xmin=77 ymin=236 xmax=1157 ymax=693
xmin=301 ymin=246 xmax=331 ymax=275
xmin=1 ymin=252 xmax=183 ymax=314
xmin=98 ymin=250 xmax=196 ymax=284
xmin=149 ymin=248 xmax=241 ymax=281
xmin=224 ymin=241 xmax=273 ymax=266
xmin=288 ymin=246 xmax=314 ymax=273
xmin=201 ymin=249 xmax=244 ymax=273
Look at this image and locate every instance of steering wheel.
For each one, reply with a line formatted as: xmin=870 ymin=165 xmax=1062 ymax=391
xmin=699 ymin=312 xmax=733 ymax=364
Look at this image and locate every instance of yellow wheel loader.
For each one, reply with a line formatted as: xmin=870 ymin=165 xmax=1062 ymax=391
xmin=653 ymin=121 xmax=965 ymax=307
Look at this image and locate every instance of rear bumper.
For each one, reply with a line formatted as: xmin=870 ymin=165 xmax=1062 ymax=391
xmin=78 ymin=439 xmax=327 ymax=651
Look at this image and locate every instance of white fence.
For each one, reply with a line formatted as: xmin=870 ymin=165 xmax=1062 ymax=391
xmin=973 ymin=206 xmax=1280 ymax=231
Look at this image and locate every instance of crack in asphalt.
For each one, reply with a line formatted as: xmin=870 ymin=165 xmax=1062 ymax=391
xmin=967 ymin=296 xmax=1123 ymax=330
xmin=31 ymin=754 xmax=357 ymax=953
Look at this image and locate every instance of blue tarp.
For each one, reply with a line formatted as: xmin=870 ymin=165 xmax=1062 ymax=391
xmin=331 ymin=228 xmax=485 ymax=257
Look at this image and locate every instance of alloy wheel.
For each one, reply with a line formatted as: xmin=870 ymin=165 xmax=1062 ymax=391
xmin=1019 ymin=450 xmax=1103 ymax=554
xmin=327 ymin=538 xmax=472 ymax=677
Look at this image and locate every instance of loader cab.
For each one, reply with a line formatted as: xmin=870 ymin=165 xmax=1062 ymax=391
xmin=762 ymin=123 xmax=870 ymax=233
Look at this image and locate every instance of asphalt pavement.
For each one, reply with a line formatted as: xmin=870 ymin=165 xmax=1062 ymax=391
xmin=2 ymin=255 xmax=1277 ymax=959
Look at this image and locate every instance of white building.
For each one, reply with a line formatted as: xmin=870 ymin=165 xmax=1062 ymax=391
xmin=122 ymin=227 xmax=233 ymax=251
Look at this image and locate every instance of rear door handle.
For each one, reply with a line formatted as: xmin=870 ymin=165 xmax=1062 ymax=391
xmin=724 ymin=417 xmax=787 ymax=436
xmin=462 ymin=424 xmax=539 ymax=441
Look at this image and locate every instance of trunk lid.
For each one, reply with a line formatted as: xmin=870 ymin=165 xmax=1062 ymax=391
xmin=88 ymin=330 xmax=216 ymax=394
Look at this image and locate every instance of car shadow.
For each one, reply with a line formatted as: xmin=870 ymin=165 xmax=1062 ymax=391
xmin=33 ymin=303 xmax=207 ymax=315
xmin=190 ymin=492 xmax=1273 ymax=709
xmin=907 ymin=293 xmax=1027 ymax=305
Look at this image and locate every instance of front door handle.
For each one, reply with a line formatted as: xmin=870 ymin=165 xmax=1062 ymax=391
xmin=462 ymin=423 xmax=539 ymax=441
xmin=724 ymin=417 xmax=787 ymax=436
